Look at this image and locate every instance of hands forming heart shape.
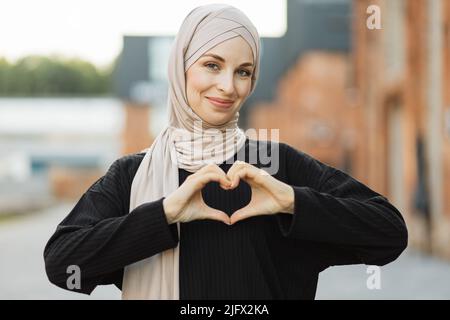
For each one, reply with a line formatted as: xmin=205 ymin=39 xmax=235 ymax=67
xmin=163 ymin=161 xmax=295 ymax=225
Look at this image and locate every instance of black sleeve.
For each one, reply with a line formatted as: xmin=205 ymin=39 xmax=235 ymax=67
xmin=43 ymin=157 xmax=179 ymax=295
xmin=277 ymin=144 xmax=408 ymax=270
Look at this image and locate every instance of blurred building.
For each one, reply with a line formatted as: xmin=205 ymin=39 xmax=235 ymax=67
xmin=249 ymin=51 xmax=360 ymax=170
xmin=245 ymin=0 xmax=351 ymax=126
xmin=248 ymin=0 xmax=355 ymax=171
xmin=0 ymin=97 xmax=123 ymax=209
xmin=249 ymin=0 xmax=450 ymax=259
xmin=114 ymin=36 xmax=173 ymax=155
xmin=351 ymin=0 xmax=450 ymax=258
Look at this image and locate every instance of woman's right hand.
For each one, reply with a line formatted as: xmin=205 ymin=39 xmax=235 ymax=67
xmin=162 ymin=164 xmax=232 ymax=225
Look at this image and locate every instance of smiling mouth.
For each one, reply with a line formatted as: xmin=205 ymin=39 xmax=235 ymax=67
xmin=206 ymin=97 xmax=235 ymax=109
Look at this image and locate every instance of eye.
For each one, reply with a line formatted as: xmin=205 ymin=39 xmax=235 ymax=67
xmin=205 ymin=62 xmax=220 ymax=71
xmin=238 ymin=69 xmax=252 ymax=77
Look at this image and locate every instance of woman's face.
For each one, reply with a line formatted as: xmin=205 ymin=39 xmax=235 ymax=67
xmin=186 ymin=36 xmax=254 ymax=126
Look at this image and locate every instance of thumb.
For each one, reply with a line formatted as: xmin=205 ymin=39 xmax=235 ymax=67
xmin=204 ymin=207 xmax=231 ymax=225
xmin=230 ymin=206 xmax=255 ymax=225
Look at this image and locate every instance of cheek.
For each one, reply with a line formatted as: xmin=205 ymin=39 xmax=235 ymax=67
xmin=237 ymin=80 xmax=252 ymax=98
xmin=186 ymin=69 xmax=212 ymax=95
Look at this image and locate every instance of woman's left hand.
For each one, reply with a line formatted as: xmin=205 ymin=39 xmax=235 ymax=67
xmin=226 ymin=160 xmax=295 ymax=225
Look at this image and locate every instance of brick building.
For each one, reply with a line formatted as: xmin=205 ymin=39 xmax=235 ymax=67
xmin=249 ymin=0 xmax=450 ymax=259
xmin=351 ymin=0 xmax=450 ymax=258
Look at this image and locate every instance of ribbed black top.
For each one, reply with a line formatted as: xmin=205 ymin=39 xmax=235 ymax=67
xmin=44 ymin=138 xmax=408 ymax=299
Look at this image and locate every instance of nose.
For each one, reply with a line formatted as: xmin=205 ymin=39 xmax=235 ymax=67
xmin=216 ymin=71 xmax=235 ymax=95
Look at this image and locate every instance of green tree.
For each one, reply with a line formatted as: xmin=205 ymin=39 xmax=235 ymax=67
xmin=0 ymin=55 xmax=115 ymax=96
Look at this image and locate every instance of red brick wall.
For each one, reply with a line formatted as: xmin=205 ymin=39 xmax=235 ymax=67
xmin=248 ymin=52 xmax=362 ymax=176
xmin=443 ymin=0 xmax=450 ymax=217
xmin=121 ymin=102 xmax=153 ymax=155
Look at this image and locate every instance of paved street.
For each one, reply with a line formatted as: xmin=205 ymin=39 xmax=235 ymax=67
xmin=1 ymin=204 xmax=449 ymax=300
xmin=316 ymin=248 xmax=450 ymax=299
xmin=0 ymin=204 xmax=121 ymax=299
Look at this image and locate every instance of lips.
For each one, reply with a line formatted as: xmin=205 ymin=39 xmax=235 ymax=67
xmin=206 ymin=96 xmax=235 ymax=108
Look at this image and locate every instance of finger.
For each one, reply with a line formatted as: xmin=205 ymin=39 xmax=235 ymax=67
xmin=199 ymin=163 xmax=228 ymax=177
xmin=200 ymin=164 xmax=232 ymax=187
xmin=230 ymin=206 xmax=257 ymax=224
xmin=204 ymin=208 xmax=231 ymax=225
xmin=226 ymin=160 xmax=247 ymax=183
xmin=228 ymin=161 xmax=264 ymax=189
xmin=229 ymin=168 xmax=243 ymax=189
xmin=227 ymin=161 xmax=248 ymax=189
xmin=229 ymin=166 xmax=256 ymax=189
xmin=208 ymin=165 xmax=233 ymax=188
xmin=195 ymin=172 xmax=232 ymax=190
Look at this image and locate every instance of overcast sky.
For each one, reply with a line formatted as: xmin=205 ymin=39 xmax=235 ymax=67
xmin=0 ymin=0 xmax=286 ymax=67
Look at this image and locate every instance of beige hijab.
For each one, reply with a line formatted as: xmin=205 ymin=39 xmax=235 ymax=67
xmin=121 ymin=3 xmax=260 ymax=300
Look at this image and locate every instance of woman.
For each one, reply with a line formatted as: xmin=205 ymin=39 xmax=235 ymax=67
xmin=43 ymin=4 xmax=408 ymax=300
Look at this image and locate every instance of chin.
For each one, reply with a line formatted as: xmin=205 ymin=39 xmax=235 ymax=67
xmin=193 ymin=102 xmax=239 ymax=126
xmin=205 ymin=117 xmax=230 ymax=127
xmin=201 ymin=110 xmax=234 ymax=126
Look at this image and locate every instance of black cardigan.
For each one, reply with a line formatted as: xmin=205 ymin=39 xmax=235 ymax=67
xmin=43 ymin=138 xmax=408 ymax=299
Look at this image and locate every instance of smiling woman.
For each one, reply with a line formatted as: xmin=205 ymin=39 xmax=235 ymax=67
xmin=43 ymin=3 xmax=408 ymax=300
xmin=186 ymin=37 xmax=254 ymax=126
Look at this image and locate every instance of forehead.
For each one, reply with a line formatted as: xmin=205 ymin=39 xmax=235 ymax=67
xmin=202 ymin=37 xmax=254 ymax=63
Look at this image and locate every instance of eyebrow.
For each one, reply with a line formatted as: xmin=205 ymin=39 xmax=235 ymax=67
xmin=201 ymin=53 xmax=254 ymax=67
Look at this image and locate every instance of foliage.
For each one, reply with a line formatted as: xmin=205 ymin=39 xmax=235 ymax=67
xmin=0 ymin=55 xmax=116 ymax=96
